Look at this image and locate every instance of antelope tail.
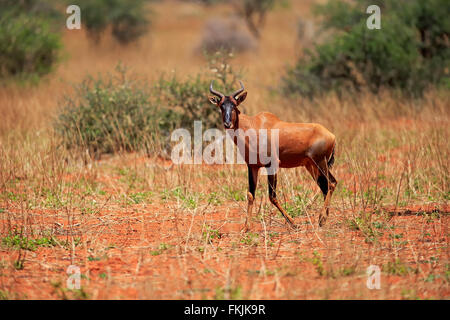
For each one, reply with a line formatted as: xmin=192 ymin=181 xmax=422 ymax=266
xmin=327 ymin=143 xmax=336 ymax=169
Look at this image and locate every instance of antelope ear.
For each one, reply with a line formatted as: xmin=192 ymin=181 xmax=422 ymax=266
xmin=209 ymin=96 xmax=220 ymax=106
xmin=236 ymin=91 xmax=247 ymax=105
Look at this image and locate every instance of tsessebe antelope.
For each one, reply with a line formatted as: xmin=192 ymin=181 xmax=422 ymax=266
xmin=209 ymin=81 xmax=337 ymax=231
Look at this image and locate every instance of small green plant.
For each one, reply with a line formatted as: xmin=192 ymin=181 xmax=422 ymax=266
xmin=161 ymin=187 xmax=201 ymax=209
xmin=13 ymin=259 xmax=25 ymax=270
xmin=207 ymin=192 xmax=222 ymax=205
xmin=338 ymin=266 xmax=356 ymax=277
xmin=0 ymin=290 xmax=9 ymax=300
xmin=401 ymin=289 xmax=420 ymax=300
xmin=214 ymin=285 xmax=243 ymax=300
xmin=309 ymin=250 xmax=326 ymax=277
xmin=284 ymin=195 xmax=308 ymax=217
xmin=2 ymin=231 xmax=58 ymax=251
xmin=383 ymin=258 xmax=415 ymax=276
xmin=127 ymin=191 xmax=153 ymax=204
xmin=183 ymin=196 xmax=199 ymax=210
xmin=202 ymin=225 xmax=222 ymax=244
xmin=151 ymin=243 xmax=171 ymax=256
xmin=87 ymin=256 xmax=101 ymax=262
xmin=51 ymin=280 xmax=89 ymax=300
xmin=224 ymin=186 xmax=246 ymax=202
xmin=346 ymin=213 xmax=383 ymax=243
xmin=42 ymin=190 xmax=67 ymax=209
xmin=424 ymin=274 xmax=438 ymax=282
xmin=240 ymin=232 xmax=259 ymax=246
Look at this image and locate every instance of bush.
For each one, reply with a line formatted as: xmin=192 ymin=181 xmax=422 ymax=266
xmin=76 ymin=0 xmax=151 ymax=45
xmin=55 ymin=52 xmax=243 ymax=158
xmin=282 ymin=0 xmax=450 ymax=98
xmin=54 ymin=65 xmax=166 ymax=157
xmin=0 ymin=0 xmax=63 ymax=22
xmin=154 ymin=51 xmax=244 ymax=131
xmin=0 ymin=7 xmax=61 ymax=81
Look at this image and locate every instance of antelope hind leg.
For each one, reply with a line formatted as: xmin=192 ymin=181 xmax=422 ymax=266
xmin=306 ymin=162 xmax=337 ymax=227
xmin=319 ymin=171 xmax=337 ymax=226
xmin=268 ymin=174 xmax=296 ymax=229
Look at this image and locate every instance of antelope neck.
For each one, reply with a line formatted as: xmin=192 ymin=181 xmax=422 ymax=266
xmin=234 ymin=112 xmax=252 ymax=132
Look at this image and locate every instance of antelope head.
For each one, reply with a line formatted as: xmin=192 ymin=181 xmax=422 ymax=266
xmin=209 ymin=80 xmax=247 ymax=130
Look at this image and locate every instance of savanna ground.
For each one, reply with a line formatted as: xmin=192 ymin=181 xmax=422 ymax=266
xmin=0 ymin=1 xmax=449 ymax=300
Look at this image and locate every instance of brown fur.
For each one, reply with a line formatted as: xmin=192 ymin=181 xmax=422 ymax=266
xmin=210 ymin=83 xmax=337 ymax=231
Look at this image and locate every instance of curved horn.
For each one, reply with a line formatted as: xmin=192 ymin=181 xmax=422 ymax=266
xmin=231 ymin=81 xmax=245 ymax=99
xmin=210 ymin=80 xmax=224 ymax=99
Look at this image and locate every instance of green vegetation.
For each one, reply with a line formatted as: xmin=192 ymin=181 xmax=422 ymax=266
xmin=284 ymin=194 xmax=309 ymax=217
xmin=282 ymin=0 xmax=449 ymax=98
xmin=309 ymin=250 xmax=326 ymax=276
xmin=0 ymin=4 xmax=61 ymax=82
xmin=2 ymin=231 xmax=58 ymax=251
xmin=76 ymin=0 xmax=151 ymax=44
xmin=54 ymin=64 xmax=159 ymax=157
xmin=214 ymin=285 xmax=243 ymax=300
xmin=55 ymin=51 xmax=243 ymax=157
xmin=51 ymin=280 xmax=89 ymax=300
xmin=346 ymin=212 xmax=384 ymax=243
xmin=0 ymin=290 xmax=10 ymax=300
xmin=150 ymin=243 xmax=171 ymax=256
xmin=383 ymin=258 xmax=416 ymax=276
xmin=154 ymin=51 xmax=243 ymax=134
xmin=240 ymin=232 xmax=259 ymax=246
xmin=202 ymin=225 xmax=222 ymax=244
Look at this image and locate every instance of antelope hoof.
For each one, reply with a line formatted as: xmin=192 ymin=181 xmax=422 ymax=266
xmin=240 ymin=223 xmax=253 ymax=233
xmin=286 ymin=219 xmax=297 ymax=230
xmin=318 ymin=215 xmax=326 ymax=227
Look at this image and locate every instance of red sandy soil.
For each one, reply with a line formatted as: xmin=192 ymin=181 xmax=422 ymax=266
xmin=0 ymin=196 xmax=448 ymax=299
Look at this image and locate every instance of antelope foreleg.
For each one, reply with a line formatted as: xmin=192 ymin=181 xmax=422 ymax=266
xmin=243 ymin=166 xmax=259 ymax=232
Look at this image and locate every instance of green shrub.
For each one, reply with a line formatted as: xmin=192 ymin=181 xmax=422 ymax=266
xmin=0 ymin=8 xmax=61 ymax=81
xmin=54 ymin=65 xmax=168 ymax=157
xmin=154 ymin=51 xmax=244 ymax=131
xmin=55 ymin=52 xmax=243 ymax=158
xmin=76 ymin=0 xmax=151 ymax=44
xmin=0 ymin=0 xmax=63 ymax=22
xmin=282 ymin=0 xmax=450 ymax=98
